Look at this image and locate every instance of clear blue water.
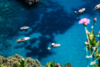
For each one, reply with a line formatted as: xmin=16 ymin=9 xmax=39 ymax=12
xmin=1 ymin=0 xmax=100 ymax=67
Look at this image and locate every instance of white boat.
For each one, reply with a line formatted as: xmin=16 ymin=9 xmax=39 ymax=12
xmin=86 ymin=55 xmax=92 ymax=58
xmin=16 ymin=37 xmax=30 ymax=43
xmin=50 ymin=43 xmax=60 ymax=47
xmin=78 ymin=8 xmax=85 ymax=14
xmin=94 ymin=4 xmax=100 ymax=10
xmin=20 ymin=26 xmax=29 ymax=30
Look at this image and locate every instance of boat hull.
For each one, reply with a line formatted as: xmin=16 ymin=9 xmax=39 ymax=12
xmin=16 ymin=37 xmax=30 ymax=43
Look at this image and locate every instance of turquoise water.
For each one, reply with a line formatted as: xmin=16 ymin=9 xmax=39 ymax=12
xmin=0 ymin=0 xmax=100 ymax=67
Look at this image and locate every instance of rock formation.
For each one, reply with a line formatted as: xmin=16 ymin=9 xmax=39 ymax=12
xmin=25 ymin=0 xmax=39 ymax=5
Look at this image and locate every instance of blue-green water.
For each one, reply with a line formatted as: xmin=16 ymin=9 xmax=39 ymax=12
xmin=0 ymin=0 xmax=100 ymax=67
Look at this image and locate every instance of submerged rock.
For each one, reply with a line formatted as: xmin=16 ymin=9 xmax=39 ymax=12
xmin=25 ymin=0 xmax=39 ymax=5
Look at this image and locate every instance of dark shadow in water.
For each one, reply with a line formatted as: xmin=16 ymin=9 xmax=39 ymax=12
xmin=0 ymin=41 xmax=11 ymax=57
xmin=14 ymin=42 xmax=28 ymax=49
xmin=26 ymin=36 xmax=54 ymax=60
xmin=23 ymin=1 xmax=78 ymax=60
xmin=14 ymin=38 xmax=38 ymax=49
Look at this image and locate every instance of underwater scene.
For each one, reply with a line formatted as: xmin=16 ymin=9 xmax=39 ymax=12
xmin=1 ymin=0 xmax=100 ymax=67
